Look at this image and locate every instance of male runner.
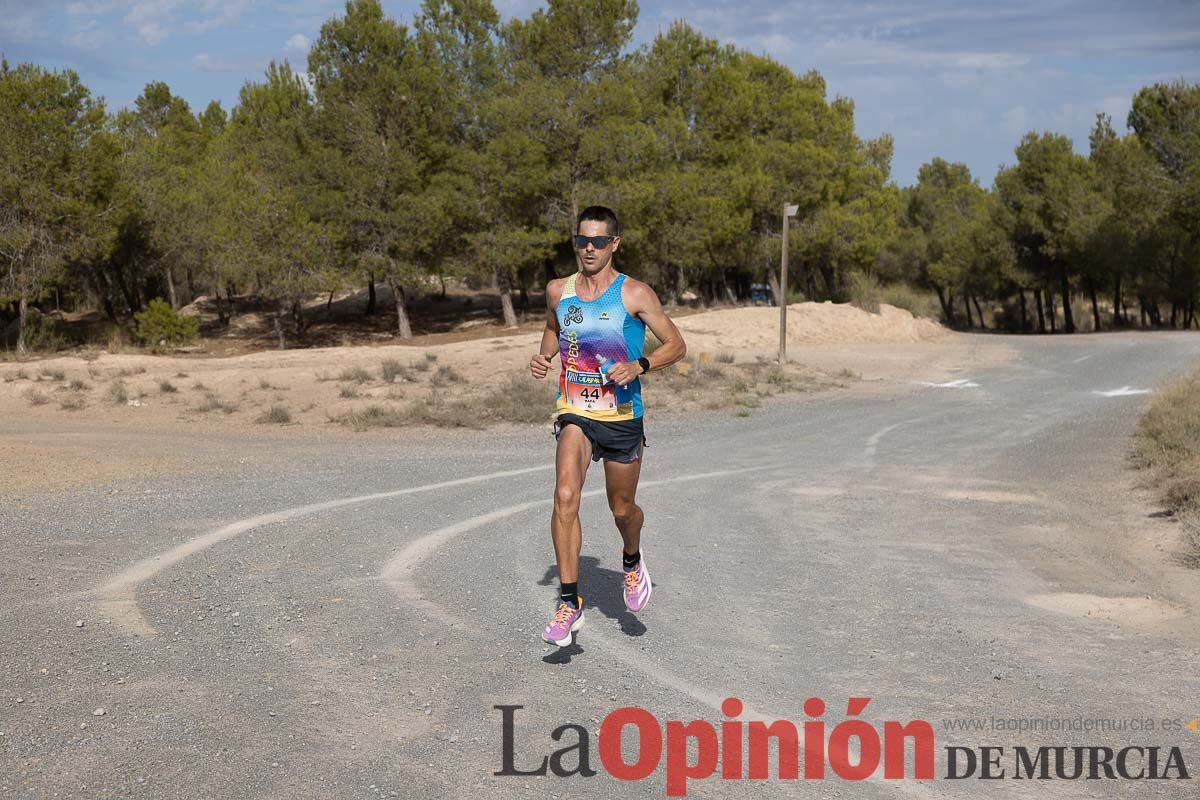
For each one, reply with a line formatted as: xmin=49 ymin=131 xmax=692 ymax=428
xmin=529 ymin=206 xmax=687 ymax=646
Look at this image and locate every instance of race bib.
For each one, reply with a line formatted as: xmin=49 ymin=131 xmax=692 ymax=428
xmin=564 ymin=369 xmax=616 ymax=413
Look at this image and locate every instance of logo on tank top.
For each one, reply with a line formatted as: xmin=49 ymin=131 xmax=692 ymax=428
xmin=563 ymin=305 xmax=584 ymax=326
xmin=598 ymin=311 xmax=610 ymax=320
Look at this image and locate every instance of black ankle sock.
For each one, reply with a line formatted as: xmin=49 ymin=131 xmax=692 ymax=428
xmin=559 ymin=582 xmax=579 ymax=608
xmin=622 ymin=550 xmax=641 ymax=569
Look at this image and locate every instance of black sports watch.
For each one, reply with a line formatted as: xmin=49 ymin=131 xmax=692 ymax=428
xmin=637 ymin=356 xmax=651 ymax=374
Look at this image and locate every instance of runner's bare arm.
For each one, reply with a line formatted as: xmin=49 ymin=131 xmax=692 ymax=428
xmin=606 ymin=279 xmax=686 ymax=386
xmin=530 ymin=279 xmax=564 ymax=379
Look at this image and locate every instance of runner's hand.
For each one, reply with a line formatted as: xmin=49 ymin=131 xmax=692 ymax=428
xmin=605 ymin=361 xmax=641 ymax=387
xmin=530 ymin=353 xmax=553 ymax=379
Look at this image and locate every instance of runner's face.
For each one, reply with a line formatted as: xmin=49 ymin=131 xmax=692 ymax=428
xmin=576 ymin=220 xmax=619 ymax=274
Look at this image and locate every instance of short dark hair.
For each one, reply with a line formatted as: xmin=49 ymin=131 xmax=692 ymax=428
xmin=577 ymin=205 xmax=619 ymax=236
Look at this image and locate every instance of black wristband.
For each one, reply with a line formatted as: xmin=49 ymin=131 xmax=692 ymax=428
xmin=637 ymin=356 xmax=651 ymax=374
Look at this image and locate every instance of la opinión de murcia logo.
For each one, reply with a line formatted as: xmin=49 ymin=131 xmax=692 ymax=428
xmin=495 ymin=698 xmax=1192 ymax=797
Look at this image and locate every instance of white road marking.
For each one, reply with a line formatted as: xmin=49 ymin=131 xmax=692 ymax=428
xmin=95 ymin=464 xmax=552 ymax=636
xmin=915 ymin=378 xmax=980 ymax=388
xmin=379 ymin=466 xmax=770 ymax=591
xmin=863 ymin=422 xmax=905 ymax=466
xmin=1092 ymin=386 xmax=1151 ymax=397
xmin=1071 ymin=353 xmax=1096 ymax=364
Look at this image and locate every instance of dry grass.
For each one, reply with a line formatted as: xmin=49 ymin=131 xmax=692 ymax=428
xmin=333 ymin=375 xmax=555 ymax=431
xmin=256 ymin=404 xmax=292 ymax=424
xmin=848 ymin=272 xmax=943 ymax=319
xmin=60 ymin=392 xmax=87 ymax=411
xmin=335 ymin=404 xmax=408 ymax=431
xmin=24 ymin=388 xmax=49 ymax=406
xmin=40 ymin=368 xmax=65 ymax=381
xmin=338 ymin=384 xmax=360 ymax=399
xmin=430 ymin=365 xmax=463 ymax=387
xmin=338 ymin=366 xmax=372 ymax=384
xmin=159 ymin=380 xmax=178 ymax=393
xmin=646 ymin=355 xmax=827 ymax=416
xmin=107 ymin=379 xmax=129 ymax=405
xmin=195 ymin=392 xmax=237 ymax=414
xmin=67 ymin=378 xmax=90 ymax=391
xmin=380 ymin=359 xmax=411 ymax=383
xmin=1135 ymin=369 xmax=1200 ymax=565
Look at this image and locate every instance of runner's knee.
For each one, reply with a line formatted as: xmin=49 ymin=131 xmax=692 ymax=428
xmin=609 ymin=497 xmax=639 ymax=524
xmin=554 ymin=484 xmax=581 ymax=515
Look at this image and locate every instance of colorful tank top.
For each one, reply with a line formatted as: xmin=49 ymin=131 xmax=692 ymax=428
xmin=555 ymin=272 xmax=645 ymax=421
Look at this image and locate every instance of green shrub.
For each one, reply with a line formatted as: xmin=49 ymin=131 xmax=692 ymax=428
xmin=134 ymin=299 xmax=200 ymax=349
xmin=848 ymin=272 xmax=941 ymax=320
xmin=24 ymin=315 xmax=70 ymax=352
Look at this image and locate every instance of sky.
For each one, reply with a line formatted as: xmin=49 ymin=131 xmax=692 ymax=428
xmin=1 ymin=0 xmax=1198 ymax=186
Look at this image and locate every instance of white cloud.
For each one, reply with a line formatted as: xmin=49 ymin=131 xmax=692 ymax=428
xmin=137 ymin=20 xmax=168 ymax=45
xmin=70 ymin=19 xmax=110 ymax=49
xmin=286 ymin=33 xmax=308 ymax=51
xmin=192 ymin=51 xmax=229 ymax=71
xmin=185 ymin=0 xmax=251 ymax=34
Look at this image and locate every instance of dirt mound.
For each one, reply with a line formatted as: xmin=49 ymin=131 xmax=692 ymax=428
xmin=675 ymin=302 xmax=948 ymax=353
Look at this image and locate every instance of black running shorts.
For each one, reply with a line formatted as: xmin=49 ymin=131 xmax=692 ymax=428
xmin=552 ymin=413 xmax=647 ymax=464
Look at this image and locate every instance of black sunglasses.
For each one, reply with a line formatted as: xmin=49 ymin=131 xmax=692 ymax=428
xmin=573 ymin=234 xmax=617 ymax=250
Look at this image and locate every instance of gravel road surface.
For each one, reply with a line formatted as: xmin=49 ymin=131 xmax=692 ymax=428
xmin=4 ymin=331 xmax=1200 ymax=799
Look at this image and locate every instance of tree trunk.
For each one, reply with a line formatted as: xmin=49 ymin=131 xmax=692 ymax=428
xmin=1034 ymin=289 xmax=1046 ymax=333
xmin=1087 ymin=278 xmax=1101 ymax=332
xmin=327 ymin=289 xmax=335 ymax=314
xmin=273 ymin=307 xmax=286 ymax=349
xmin=1046 ymin=286 xmax=1057 ymax=333
xmin=1170 ymin=301 xmax=1178 ymax=328
xmin=972 ymin=296 xmax=986 ymax=330
xmin=366 ymin=272 xmax=377 ymax=316
xmin=1059 ymin=267 xmax=1075 ymax=333
xmin=213 ymin=286 xmax=228 ymax=326
xmin=115 ymin=264 xmax=138 ymax=314
xmin=291 ymin=299 xmax=305 ymax=337
xmin=1018 ymin=288 xmax=1028 ymax=333
xmin=388 ymin=278 xmax=413 ymax=339
xmin=438 ymin=274 xmax=447 ymax=300
xmin=16 ymin=294 xmax=28 ymax=356
xmin=935 ymin=286 xmax=953 ymax=324
xmin=518 ymin=270 xmax=530 ymax=313
xmin=1112 ymin=272 xmax=1123 ymax=327
xmin=721 ymin=273 xmax=737 ymax=305
xmin=963 ymin=293 xmax=973 ymax=328
xmin=493 ymin=268 xmax=518 ymax=328
xmin=767 ymin=270 xmax=782 ymax=307
xmin=804 ymin=264 xmax=818 ymax=302
xmin=165 ymin=266 xmax=178 ymax=309
xmin=226 ymin=283 xmax=238 ymax=318
xmin=91 ymin=269 xmax=117 ymax=322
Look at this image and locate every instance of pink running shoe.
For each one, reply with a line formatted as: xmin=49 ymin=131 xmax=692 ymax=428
xmin=623 ymin=552 xmax=651 ymax=612
xmin=542 ymin=597 xmax=584 ymax=646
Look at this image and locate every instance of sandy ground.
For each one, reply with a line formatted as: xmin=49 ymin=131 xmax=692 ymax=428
xmin=1 ymin=302 xmax=1012 ymax=495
